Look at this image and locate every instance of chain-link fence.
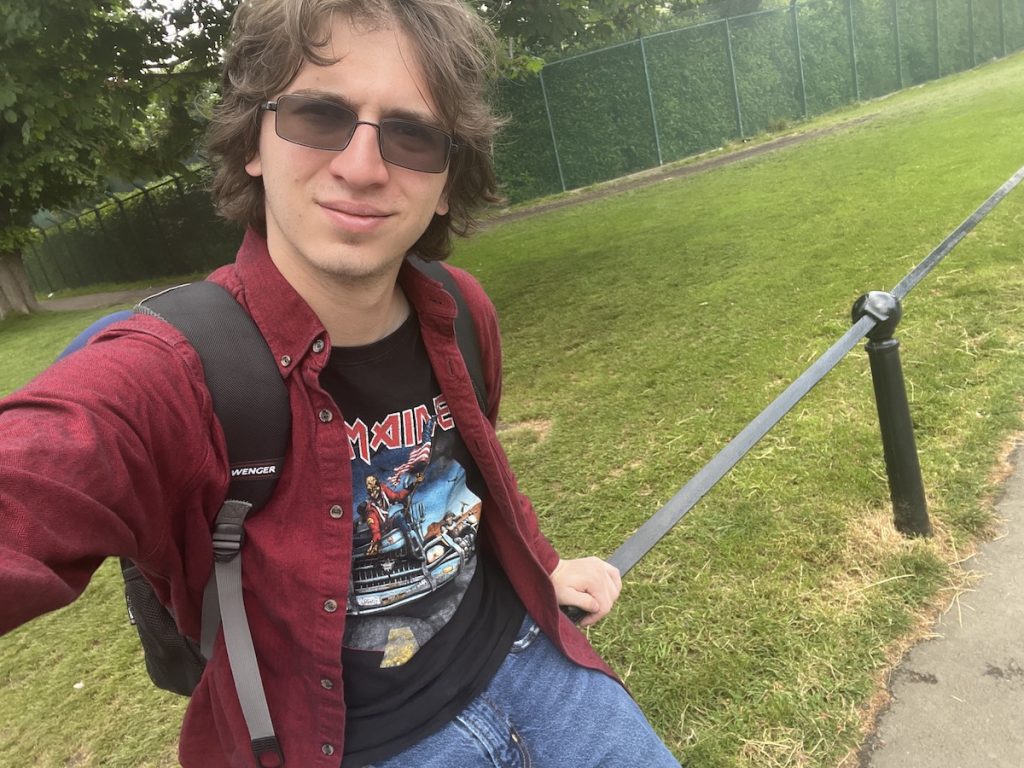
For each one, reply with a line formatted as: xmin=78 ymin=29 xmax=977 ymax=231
xmin=26 ymin=0 xmax=1024 ymax=292
xmin=24 ymin=170 xmax=243 ymax=294
xmin=494 ymin=0 xmax=1024 ymax=202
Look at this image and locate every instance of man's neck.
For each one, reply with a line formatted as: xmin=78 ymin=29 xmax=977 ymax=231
xmin=273 ymin=255 xmax=411 ymax=348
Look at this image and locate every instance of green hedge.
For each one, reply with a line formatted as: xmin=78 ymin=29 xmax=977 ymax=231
xmin=853 ymin=0 xmax=902 ymax=98
xmin=493 ymin=77 xmax=564 ymax=203
xmin=730 ymin=9 xmax=805 ymax=133
xmin=540 ymin=42 xmax=661 ymax=190
xmin=897 ymin=0 xmax=940 ymax=85
xmin=938 ymin=0 xmax=975 ymax=72
xmin=798 ymin=0 xmax=858 ymax=113
xmin=645 ymin=23 xmax=740 ymax=161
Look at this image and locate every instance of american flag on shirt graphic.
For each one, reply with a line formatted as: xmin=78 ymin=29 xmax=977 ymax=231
xmin=388 ymin=417 xmax=435 ymax=485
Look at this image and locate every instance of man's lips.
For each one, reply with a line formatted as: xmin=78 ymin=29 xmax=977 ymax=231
xmin=318 ymin=201 xmax=392 ymax=232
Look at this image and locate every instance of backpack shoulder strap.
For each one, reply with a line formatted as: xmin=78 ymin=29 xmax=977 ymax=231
xmin=137 ymin=282 xmax=287 ymax=767
xmin=407 ymin=257 xmax=488 ymax=412
xmin=138 ymin=282 xmax=290 ymax=509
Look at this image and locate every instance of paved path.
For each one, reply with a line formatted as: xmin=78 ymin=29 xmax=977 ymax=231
xmin=39 ymin=285 xmax=180 ymax=312
xmin=859 ymin=443 xmax=1024 ymax=767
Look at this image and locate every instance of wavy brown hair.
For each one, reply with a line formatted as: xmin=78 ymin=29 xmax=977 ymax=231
xmin=205 ymin=0 xmax=503 ymax=261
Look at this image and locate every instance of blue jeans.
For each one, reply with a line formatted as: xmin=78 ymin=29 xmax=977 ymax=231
xmin=364 ymin=617 xmax=682 ymax=767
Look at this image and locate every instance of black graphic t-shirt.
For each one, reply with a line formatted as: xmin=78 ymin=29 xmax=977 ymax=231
xmin=319 ymin=312 xmax=524 ymax=767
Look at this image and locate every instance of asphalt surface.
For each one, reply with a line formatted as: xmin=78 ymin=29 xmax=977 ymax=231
xmin=859 ymin=444 xmax=1024 ymax=768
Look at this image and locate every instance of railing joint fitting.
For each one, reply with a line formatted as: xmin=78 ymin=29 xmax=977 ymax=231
xmin=852 ymin=291 xmax=902 ymax=341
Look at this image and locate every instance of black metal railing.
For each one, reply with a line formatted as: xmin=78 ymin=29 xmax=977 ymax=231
xmin=609 ymin=164 xmax=1024 ymax=576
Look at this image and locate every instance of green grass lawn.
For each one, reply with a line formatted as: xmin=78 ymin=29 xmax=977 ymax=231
xmin=2 ymin=51 xmax=1024 ymax=767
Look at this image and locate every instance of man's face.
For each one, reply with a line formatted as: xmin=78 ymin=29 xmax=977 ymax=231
xmin=245 ymin=17 xmax=450 ymax=284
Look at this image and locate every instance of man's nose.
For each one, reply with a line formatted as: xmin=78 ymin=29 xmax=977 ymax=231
xmin=327 ymin=122 xmax=390 ymax=186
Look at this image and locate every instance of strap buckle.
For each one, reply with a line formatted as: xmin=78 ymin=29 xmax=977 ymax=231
xmin=212 ymin=521 xmax=245 ymax=563
xmin=252 ymin=736 xmax=285 ymax=767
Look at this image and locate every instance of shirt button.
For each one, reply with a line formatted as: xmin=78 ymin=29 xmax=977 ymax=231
xmin=323 ymin=599 xmax=338 ymax=613
xmin=318 ymin=409 xmax=333 ymax=423
xmin=279 ymin=355 xmax=292 ymax=367
xmin=312 ymin=339 xmax=325 ymax=354
xmin=322 ymin=744 xmax=335 ymax=756
xmin=329 ymin=505 xmax=344 ymax=519
xmin=320 ymin=677 xmax=334 ymax=690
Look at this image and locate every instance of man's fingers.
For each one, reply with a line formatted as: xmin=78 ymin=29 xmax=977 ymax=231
xmin=550 ymin=557 xmax=623 ymax=626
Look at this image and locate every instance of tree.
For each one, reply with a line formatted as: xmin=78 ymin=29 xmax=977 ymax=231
xmin=129 ymin=0 xmax=238 ymax=164
xmin=480 ymin=0 xmax=702 ymax=58
xmin=0 ymin=0 xmax=233 ymax=320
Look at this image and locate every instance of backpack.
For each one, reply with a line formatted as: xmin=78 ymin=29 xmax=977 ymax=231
xmin=60 ymin=257 xmax=487 ymax=767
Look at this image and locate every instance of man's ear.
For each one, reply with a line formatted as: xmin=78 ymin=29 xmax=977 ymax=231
xmin=245 ymin=151 xmax=262 ymax=178
xmin=435 ymin=191 xmax=449 ymax=217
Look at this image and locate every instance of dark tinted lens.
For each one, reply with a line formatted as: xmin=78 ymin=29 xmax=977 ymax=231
xmin=276 ymin=96 xmax=357 ymax=151
xmin=380 ymin=119 xmax=451 ymax=173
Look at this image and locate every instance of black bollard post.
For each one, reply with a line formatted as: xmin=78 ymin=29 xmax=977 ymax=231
xmin=852 ymin=292 xmax=931 ymax=537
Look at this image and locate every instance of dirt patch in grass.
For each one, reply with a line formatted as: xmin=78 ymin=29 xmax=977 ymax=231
xmin=497 ymin=418 xmax=553 ymax=442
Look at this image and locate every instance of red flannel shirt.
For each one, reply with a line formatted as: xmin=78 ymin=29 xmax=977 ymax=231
xmin=0 ymin=230 xmax=615 ymax=767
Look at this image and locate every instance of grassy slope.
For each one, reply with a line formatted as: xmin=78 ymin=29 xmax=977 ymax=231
xmin=453 ymin=51 xmax=1024 ymax=766
xmin=1 ymin=52 xmax=1023 ymax=767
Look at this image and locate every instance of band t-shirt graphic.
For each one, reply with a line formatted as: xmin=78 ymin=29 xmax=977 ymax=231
xmin=319 ymin=311 xmax=523 ymax=766
xmin=347 ymin=404 xmax=480 ymax=622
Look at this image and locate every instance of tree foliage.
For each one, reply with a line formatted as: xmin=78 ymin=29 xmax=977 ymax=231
xmin=129 ymin=0 xmax=239 ymax=163
xmin=480 ymin=0 xmax=708 ymax=58
xmin=4 ymin=2 xmax=144 ymax=246
xmin=0 ymin=0 xmax=235 ymax=317
xmin=1 ymin=0 xmax=240 ymax=245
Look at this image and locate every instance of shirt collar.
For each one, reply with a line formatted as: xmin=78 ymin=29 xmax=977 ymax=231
xmin=229 ymin=230 xmax=325 ymax=378
xmin=398 ymin=257 xmax=458 ymax=326
xmin=228 ymin=231 xmax=458 ymax=378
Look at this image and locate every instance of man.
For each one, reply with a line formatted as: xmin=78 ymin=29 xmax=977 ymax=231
xmin=0 ymin=1 xmax=682 ymax=766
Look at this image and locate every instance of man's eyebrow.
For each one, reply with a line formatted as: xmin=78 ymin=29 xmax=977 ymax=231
xmin=288 ymin=89 xmax=353 ymax=108
xmin=287 ymin=88 xmax=444 ymax=129
xmin=381 ymin=107 xmax=445 ymax=130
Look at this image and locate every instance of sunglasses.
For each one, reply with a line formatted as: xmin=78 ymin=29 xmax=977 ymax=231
xmin=262 ymin=95 xmax=457 ymax=174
